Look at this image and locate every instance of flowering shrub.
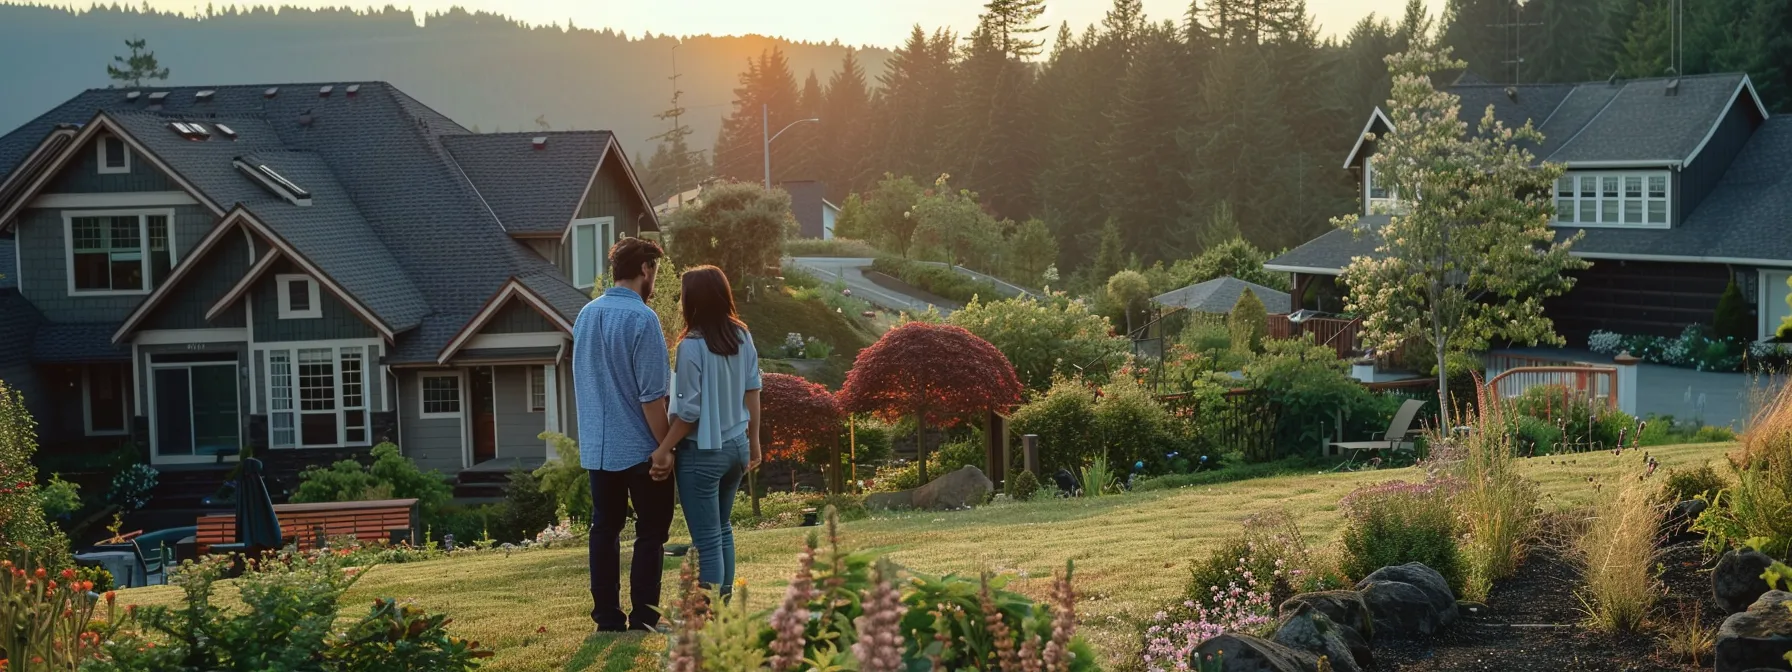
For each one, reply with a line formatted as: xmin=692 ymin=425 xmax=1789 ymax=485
xmin=0 ymin=555 xmax=121 ymax=669
xmin=1338 ymin=477 xmax=1465 ymax=592
xmin=106 ymin=464 xmax=159 ymax=512
xmin=1587 ymin=326 xmax=1745 ymax=372
xmin=1144 ymin=556 xmax=1275 ymax=671
xmin=665 ymin=507 xmax=1098 ymax=671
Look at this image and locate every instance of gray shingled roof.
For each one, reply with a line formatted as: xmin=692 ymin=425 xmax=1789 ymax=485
xmin=442 ymin=132 xmax=612 ymax=235
xmin=0 ymin=82 xmax=609 ymax=363
xmin=1153 ymin=276 xmax=1291 ymax=314
xmin=33 ymin=322 xmax=128 ymax=363
xmin=1265 ymin=217 xmax=1388 ymax=274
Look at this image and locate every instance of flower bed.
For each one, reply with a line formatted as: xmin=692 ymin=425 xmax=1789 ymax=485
xmin=1588 ymin=326 xmax=1750 ymax=372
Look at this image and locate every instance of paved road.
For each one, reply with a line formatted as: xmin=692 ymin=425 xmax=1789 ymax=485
xmin=785 ymin=257 xmax=951 ymax=316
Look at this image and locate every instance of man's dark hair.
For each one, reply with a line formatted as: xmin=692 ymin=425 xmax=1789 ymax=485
xmin=609 ymin=237 xmax=664 ymax=281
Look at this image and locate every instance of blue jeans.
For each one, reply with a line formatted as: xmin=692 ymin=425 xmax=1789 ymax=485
xmin=675 ymin=434 xmax=749 ymax=593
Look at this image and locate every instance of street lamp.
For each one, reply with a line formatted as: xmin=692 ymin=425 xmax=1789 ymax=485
xmin=762 ymin=102 xmax=819 ymax=189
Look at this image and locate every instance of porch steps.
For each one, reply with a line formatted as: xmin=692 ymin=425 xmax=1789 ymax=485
xmin=453 ymin=467 xmax=513 ymax=501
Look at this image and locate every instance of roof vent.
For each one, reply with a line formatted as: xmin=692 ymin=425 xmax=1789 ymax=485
xmin=298 ymin=109 xmax=314 ymax=127
xmin=147 ymin=91 xmax=168 ymax=102
xmin=1665 ymin=79 xmax=1680 ymax=96
xmin=234 ymin=157 xmax=312 ymax=207
xmin=215 ymin=123 xmax=238 ymax=140
xmin=195 ymin=90 xmax=215 ymax=102
xmin=532 ymin=136 xmax=548 ymax=150
xmin=345 ymin=84 xmax=360 ymax=96
xmin=319 ymin=85 xmax=333 ymax=97
xmin=1504 ymin=86 xmax=1518 ymax=102
xmin=125 ymin=91 xmax=141 ymax=102
xmin=264 ymin=87 xmax=279 ymax=99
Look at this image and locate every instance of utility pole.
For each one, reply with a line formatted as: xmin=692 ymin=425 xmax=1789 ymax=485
xmin=1490 ymin=4 xmax=1542 ymax=85
xmin=761 ymin=104 xmax=820 ymax=191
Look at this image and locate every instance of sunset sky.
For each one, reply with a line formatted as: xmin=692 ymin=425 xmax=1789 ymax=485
xmin=125 ymin=0 xmax=1446 ymax=48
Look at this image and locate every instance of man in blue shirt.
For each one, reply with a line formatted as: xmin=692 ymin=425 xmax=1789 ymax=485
xmin=572 ymin=237 xmax=673 ymax=632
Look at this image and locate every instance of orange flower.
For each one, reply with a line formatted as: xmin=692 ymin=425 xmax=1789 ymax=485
xmin=104 ymin=591 xmax=116 ymax=604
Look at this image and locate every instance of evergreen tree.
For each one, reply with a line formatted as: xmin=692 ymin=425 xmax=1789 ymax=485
xmin=1523 ymin=0 xmax=1606 ymax=83
xmin=980 ymin=0 xmax=1050 ymax=58
xmin=1084 ymin=218 xmax=1126 ymax=290
xmin=1440 ymin=0 xmax=1522 ymax=81
xmin=1613 ymin=0 xmax=1673 ymax=78
xmin=712 ymin=49 xmax=803 ymax=185
xmin=644 ymin=61 xmax=705 ymax=203
xmin=873 ymin=26 xmax=957 ymax=184
xmin=1033 ymin=24 xmax=1116 ymax=273
xmin=948 ymin=17 xmax=1037 ymax=219
xmin=1102 ymin=21 xmax=1188 ymax=262
xmin=822 ymin=49 xmax=874 ymax=200
xmin=106 ymin=37 xmax=170 ymax=87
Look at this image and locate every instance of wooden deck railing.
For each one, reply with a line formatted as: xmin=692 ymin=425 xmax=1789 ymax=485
xmin=1266 ymin=315 xmax=1364 ymax=360
xmin=1483 ymin=365 xmax=1618 ymax=410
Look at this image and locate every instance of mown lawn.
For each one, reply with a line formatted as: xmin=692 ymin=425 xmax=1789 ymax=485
xmin=119 ymin=442 xmax=1736 ymax=671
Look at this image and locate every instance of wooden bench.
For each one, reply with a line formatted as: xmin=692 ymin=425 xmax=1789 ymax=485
xmin=197 ymin=498 xmax=419 ymax=554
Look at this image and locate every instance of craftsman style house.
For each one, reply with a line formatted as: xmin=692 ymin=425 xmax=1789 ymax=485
xmin=1268 ymin=73 xmax=1792 ymax=345
xmin=0 ymin=83 xmax=656 ymax=481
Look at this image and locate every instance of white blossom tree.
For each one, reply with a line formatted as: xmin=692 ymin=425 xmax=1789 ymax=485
xmin=1337 ymin=46 xmax=1588 ymax=424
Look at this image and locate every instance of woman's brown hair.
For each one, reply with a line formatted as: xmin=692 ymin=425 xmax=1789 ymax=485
xmin=679 ymin=265 xmax=748 ymax=356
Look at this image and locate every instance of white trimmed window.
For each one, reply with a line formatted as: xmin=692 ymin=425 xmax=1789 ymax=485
xmin=528 ymin=366 xmax=547 ymax=412
xmin=266 ymin=345 xmax=374 ymax=448
xmin=66 ymin=211 xmax=174 ymax=294
xmin=1555 ymin=172 xmax=1670 ymax=228
xmin=98 ymin=135 xmax=131 ymax=174
xmin=277 ymin=274 xmax=321 ymax=319
xmin=420 ymin=374 xmax=463 ymax=418
xmin=568 ymin=216 xmax=616 ymax=290
xmin=1365 ymin=156 xmax=1399 ymax=213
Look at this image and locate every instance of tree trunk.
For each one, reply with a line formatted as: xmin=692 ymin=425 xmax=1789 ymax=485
xmin=1435 ymin=321 xmax=1451 ymax=431
xmin=916 ymin=417 xmax=929 ymax=484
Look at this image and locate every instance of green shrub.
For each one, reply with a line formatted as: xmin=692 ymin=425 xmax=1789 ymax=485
xmin=1661 ymin=464 xmax=1728 ymax=504
xmin=947 ymin=293 xmax=1127 ymax=391
xmin=292 ymin=443 xmax=454 ymax=532
xmin=782 ymin=265 xmax=822 ymax=289
xmin=490 ymin=470 xmax=558 ymax=544
xmin=1243 ymin=336 xmax=1388 ymax=457
xmin=731 ymin=491 xmax=868 ymax=530
xmin=38 ymin=474 xmax=81 ymax=520
xmin=1179 ymin=509 xmax=1340 ymax=616
xmin=1226 ymin=289 xmax=1269 ymax=354
xmin=1008 ymin=469 xmax=1041 ymax=500
xmin=783 ymin=237 xmax=882 ymax=258
xmin=1715 ymin=279 xmax=1753 ymax=342
xmin=870 ymin=256 xmax=1004 ymax=304
xmin=534 ymin=432 xmax=592 ymax=524
xmin=0 ymin=381 xmax=70 ymax=569
xmin=1010 ymin=376 xmax=1190 ymax=477
xmin=1511 ymin=414 xmax=1564 ymax=455
xmin=933 ymin=437 xmax=985 ymax=474
xmin=1009 ymin=379 xmax=1098 ymax=475
xmin=848 ymin=418 xmax=895 ymax=467
xmin=1133 ymin=456 xmax=1321 ymax=491
xmin=1338 ymin=479 xmax=1465 ymax=592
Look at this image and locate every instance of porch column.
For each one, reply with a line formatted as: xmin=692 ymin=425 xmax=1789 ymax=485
xmin=543 ymin=364 xmax=560 ymax=459
xmin=1613 ymin=352 xmax=1639 ymax=416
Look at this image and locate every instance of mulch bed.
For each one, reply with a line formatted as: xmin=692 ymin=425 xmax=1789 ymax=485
xmin=1375 ymin=540 xmax=1722 ymax=672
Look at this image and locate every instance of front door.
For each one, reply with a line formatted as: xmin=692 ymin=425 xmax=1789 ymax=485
xmin=471 ymin=367 xmax=496 ymax=464
xmin=151 ymin=361 xmax=241 ymax=464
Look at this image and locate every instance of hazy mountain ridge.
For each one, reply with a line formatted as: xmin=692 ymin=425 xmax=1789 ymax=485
xmin=0 ymin=3 xmax=894 ymax=155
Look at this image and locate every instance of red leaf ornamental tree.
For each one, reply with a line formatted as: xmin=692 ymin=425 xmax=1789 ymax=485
xmin=761 ymin=372 xmax=846 ymax=490
xmin=838 ymin=322 xmax=1023 ymax=484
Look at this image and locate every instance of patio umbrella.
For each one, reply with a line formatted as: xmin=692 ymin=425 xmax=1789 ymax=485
xmin=234 ymin=458 xmax=283 ymax=552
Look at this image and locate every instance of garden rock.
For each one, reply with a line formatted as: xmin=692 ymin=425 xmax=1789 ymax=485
xmin=1282 ymin=591 xmax=1374 ymax=638
xmin=865 ymin=465 xmax=993 ymax=511
xmin=1359 ymin=580 xmax=1451 ymax=637
xmin=1716 ymin=549 xmax=1777 ymax=614
xmin=1357 ymin=563 xmax=1458 ymax=629
xmin=1664 ymin=499 xmax=1709 ymax=542
xmin=1192 ymin=633 xmax=1322 ymax=672
xmin=1273 ymin=602 xmax=1367 ymax=672
xmin=1715 ymin=590 xmax=1792 ymax=672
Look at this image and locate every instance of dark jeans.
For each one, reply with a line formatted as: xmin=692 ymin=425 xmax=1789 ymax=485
xmin=588 ymin=462 xmax=674 ymax=630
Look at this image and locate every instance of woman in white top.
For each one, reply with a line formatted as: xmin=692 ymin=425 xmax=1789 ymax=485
xmin=648 ymin=265 xmax=762 ymax=595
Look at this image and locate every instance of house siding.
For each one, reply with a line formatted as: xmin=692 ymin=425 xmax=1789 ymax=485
xmin=494 ymin=365 xmax=545 ymax=460
xmin=248 ymin=259 xmax=378 ymax=342
xmin=483 ymin=300 xmax=557 ymax=334
xmin=1545 ymin=259 xmax=1729 ymax=342
xmin=576 ymin=156 xmax=648 ymax=237
xmin=141 ymin=227 xmax=252 ymax=330
xmin=43 ymin=136 xmax=180 ymax=194
xmin=15 ymin=204 xmax=214 ymax=323
xmin=397 ymin=369 xmax=465 ymax=473
xmin=1680 ymin=97 xmax=1763 ymax=222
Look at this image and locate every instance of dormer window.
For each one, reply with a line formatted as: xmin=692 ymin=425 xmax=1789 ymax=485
xmin=1365 ymin=156 xmax=1399 ymax=213
xmin=277 ymin=274 xmax=322 ymax=319
xmin=568 ymin=216 xmax=617 ymax=290
xmin=1555 ymin=172 xmax=1669 ymax=228
xmin=98 ymin=135 xmax=130 ymax=174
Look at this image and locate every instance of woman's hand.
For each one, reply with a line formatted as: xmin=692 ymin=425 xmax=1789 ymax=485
xmin=649 ymin=445 xmax=676 ymax=481
xmin=748 ymin=441 xmax=763 ymax=472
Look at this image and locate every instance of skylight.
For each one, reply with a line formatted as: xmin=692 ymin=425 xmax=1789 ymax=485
xmin=125 ymin=91 xmax=141 ymax=102
xmin=264 ymin=87 xmax=279 ymax=99
xmin=195 ymin=90 xmax=215 ymax=102
xmin=169 ymin=122 xmax=212 ymax=141
xmin=345 ymin=84 xmax=361 ymax=96
xmin=233 ymin=158 xmax=312 ymax=207
xmin=147 ymin=92 xmax=167 ymax=102
xmin=319 ymin=85 xmax=334 ymax=97
xmin=215 ymin=124 xmax=238 ymax=140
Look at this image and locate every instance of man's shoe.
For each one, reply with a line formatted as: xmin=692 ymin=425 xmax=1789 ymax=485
xmin=629 ymin=622 xmax=670 ymax=634
xmin=592 ymin=624 xmax=629 ymax=635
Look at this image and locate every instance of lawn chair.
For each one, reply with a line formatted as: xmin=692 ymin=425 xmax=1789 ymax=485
xmin=132 ymin=526 xmax=197 ymax=586
xmin=1328 ymin=398 xmax=1428 ymax=465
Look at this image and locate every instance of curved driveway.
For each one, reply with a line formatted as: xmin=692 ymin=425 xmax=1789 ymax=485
xmin=785 ymin=257 xmax=952 ymax=315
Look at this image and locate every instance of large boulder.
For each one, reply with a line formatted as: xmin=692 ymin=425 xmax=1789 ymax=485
xmin=911 ymin=465 xmax=993 ymax=510
xmin=1663 ymin=499 xmax=1709 ymax=542
xmin=1715 ymin=590 xmax=1792 ymax=672
xmin=1716 ymin=550 xmax=1778 ymax=615
xmin=1273 ymin=602 xmax=1367 ymax=672
xmin=1191 ymin=633 xmax=1322 ymax=672
xmin=865 ymin=465 xmax=994 ymax=511
xmin=1360 ymin=580 xmax=1452 ymax=638
xmin=1356 ymin=563 xmax=1457 ymax=625
xmin=1281 ymin=591 xmax=1374 ymax=640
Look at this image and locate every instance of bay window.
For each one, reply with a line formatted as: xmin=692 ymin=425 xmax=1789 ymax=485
xmin=568 ymin=216 xmax=616 ymax=289
xmin=266 ymin=345 xmax=374 ymax=448
xmin=66 ymin=211 xmax=174 ymax=294
xmin=1555 ymin=172 xmax=1669 ymax=228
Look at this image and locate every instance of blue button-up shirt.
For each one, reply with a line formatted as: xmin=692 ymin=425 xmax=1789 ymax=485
xmin=672 ymin=330 xmax=763 ymax=451
xmin=572 ymin=286 xmax=670 ymax=471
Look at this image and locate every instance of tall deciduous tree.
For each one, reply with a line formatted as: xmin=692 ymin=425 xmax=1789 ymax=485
xmin=1338 ymin=47 xmax=1588 ymax=423
xmin=662 ymin=181 xmax=792 ymax=283
xmin=107 ymin=38 xmax=170 ymax=87
xmin=838 ymin=323 xmax=1022 ymax=483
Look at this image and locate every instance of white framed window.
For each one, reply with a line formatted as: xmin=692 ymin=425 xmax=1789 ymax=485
xmin=277 ymin=274 xmax=321 ymax=319
xmin=1555 ymin=172 xmax=1670 ymax=228
xmin=568 ymin=216 xmax=616 ymax=290
xmin=266 ymin=344 xmax=376 ymax=448
xmin=98 ymin=135 xmax=131 ymax=174
xmin=528 ymin=366 xmax=547 ymax=412
xmin=1365 ymin=155 xmax=1399 ymax=213
xmin=82 ymin=363 xmax=130 ymax=436
xmin=420 ymin=374 xmax=463 ymax=418
xmin=64 ymin=210 xmax=175 ymax=295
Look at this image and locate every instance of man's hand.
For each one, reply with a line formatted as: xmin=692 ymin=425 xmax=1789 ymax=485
xmin=649 ymin=446 xmax=675 ymax=481
xmin=747 ymin=442 xmax=763 ymax=472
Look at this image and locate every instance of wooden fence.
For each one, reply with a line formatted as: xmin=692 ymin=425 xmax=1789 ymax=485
xmin=1158 ymin=388 xmax=1283 ymax=462
xmin=1266 ymin=315 xmax=1365 ymax=361
xmin=1484 ymin=365 xmax=1618 ymax=410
